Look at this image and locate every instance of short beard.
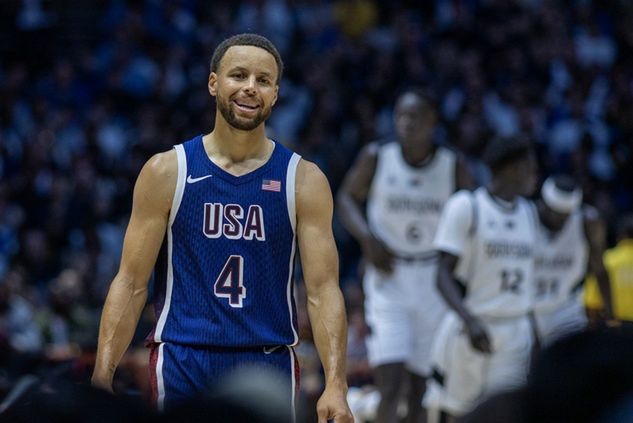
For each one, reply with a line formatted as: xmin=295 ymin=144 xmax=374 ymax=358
xmin=217 ymin=94 xmax=271 ymax=131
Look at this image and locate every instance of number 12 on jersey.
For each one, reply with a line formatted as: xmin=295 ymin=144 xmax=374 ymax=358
xmin=214 ymin=255 xmax=246 ymax=308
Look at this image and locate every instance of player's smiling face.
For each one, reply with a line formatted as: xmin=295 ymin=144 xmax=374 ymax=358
xmin=209 ymin=45 xmax=279 ymax=131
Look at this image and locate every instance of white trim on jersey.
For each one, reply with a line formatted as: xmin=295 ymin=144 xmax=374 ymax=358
xmin=169 ymin=144 xmax=187 ymax=226
xmin=154 ymin=145 xmax=187 ymax=342
xmin=156 ymin=342 xmax=166 ymax=411
xmin=286 ymin=153 xmax=301 ymax=345
xmin=288 ymin=346 xmax=298 ymax=423
xmin=286 ymin=153 xmax=301 ymax=231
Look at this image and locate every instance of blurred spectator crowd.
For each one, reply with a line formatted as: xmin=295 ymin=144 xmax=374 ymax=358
xmin=1 ymin=0 xmax=633 ymax=416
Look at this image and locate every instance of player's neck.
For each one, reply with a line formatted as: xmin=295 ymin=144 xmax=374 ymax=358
xmin=488 ymin=181 xmax=518 ymax=204
xmin=401 ymin=142 xmax=435 ymax=167
xmin=206 ymin=121 xmax=270 ymax=163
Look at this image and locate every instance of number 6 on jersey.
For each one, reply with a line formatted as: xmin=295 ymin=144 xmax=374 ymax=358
xmin=214 ymin=255 xmax=246 ymax=307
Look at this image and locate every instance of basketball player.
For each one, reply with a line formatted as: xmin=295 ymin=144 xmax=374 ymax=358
xmin=91 ymin=34 xmax=353 ymax=422
xmin=532 ymin=175 xmax=614 ymax=345
xmin=337 ymin=89 xmax=474 ymax=423
xmin=424 ymin=136 xmax=537 ymax=422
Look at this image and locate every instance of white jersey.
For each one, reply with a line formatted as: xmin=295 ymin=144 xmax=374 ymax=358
xmin=367 ymin=142 xmax=456 ymax=257
xmin=533 ymin=210 xmax=588 ymax=314
xmin=434 ymin=188 xmax=536 ymax=318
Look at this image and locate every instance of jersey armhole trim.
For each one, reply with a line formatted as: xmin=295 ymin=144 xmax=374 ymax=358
xmin=286 ymin=153 xmax=301 ymax=232
xmin=169 ymin=144 xmax=187 ymax=226
xmin=285 ymin=153 xmax=301 ymax=345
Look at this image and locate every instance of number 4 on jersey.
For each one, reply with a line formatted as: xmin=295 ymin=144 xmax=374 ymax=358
xmin=214 ymin=255 xmax=246 ymax=307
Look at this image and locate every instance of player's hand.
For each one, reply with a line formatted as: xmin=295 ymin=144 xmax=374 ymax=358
xmin=316 ymin=385 xmax=354 ymax=423
xmin=603 ymin=309 xmax=616 ymax=322
xmin=90 ymin=376 xmax=114 ymax=394
xmin=464 ymin=317 xmax=493 ymax=354
xmin=361 ymin=234 xmax=395 ymax=273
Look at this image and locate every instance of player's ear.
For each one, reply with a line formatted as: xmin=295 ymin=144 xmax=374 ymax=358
xmin=208 ymin=72 xmax=218 ymax=97
xmin=271 ymin=84 xmax=279 ymax=107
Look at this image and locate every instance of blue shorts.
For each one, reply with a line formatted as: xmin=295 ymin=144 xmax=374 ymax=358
xmin=149 ymin=343 xmax=300 ymax=413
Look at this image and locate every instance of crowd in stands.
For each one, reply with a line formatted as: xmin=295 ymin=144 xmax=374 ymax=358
xmin=1 ymin=0 xmax=633 ymax=420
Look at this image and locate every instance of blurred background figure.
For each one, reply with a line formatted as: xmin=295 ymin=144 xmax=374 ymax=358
xmin=585 ymin=214 xmax=633 ymax=326
xmin=337 ymin=89 xmax=473 ymax=423
xmin=425 ymin=136 xmax=537 ymax=422
xmin=461 ymin=326 xmax=633 ymax=423
xmin=532 ymin=175 xmax=614 ymax=346
xmin=525 ymin=326 xmax=633 ymax=423
xmin=0 ymin=267 xmax=42 ymax=391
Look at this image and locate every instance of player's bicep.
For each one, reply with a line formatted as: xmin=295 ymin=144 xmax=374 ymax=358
xmin=118 ymin=152 xmax=177 ymax=286
xmin=296 ymin=161 xmax=339 ymax=294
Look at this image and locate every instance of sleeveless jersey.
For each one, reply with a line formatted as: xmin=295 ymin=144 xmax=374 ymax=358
xmin=367 ymin=142 xmax=456 ymax=257
xmin=148 ymin=135 xmax=301 ymax=347
xmin=533 ymin=210 xmax=588 ymax=313
xmin=455 ymin=188 xmax=536 ymax=318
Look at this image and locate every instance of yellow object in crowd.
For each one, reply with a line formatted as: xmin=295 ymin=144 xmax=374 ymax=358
xmin=585 ymin=239 xmax=633 ymax=322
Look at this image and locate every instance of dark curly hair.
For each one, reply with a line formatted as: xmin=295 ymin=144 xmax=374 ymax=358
xmin=210 ymin=33 xmax=283 ymax=84
xmin=482 ymin=135 xmax=533 ymax=173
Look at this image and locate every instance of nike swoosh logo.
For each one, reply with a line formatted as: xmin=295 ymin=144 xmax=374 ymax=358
xmin=187 ymin=174 xmax=213 ymax=183
xmin=263 ymin=346 xmax=282 ymax=355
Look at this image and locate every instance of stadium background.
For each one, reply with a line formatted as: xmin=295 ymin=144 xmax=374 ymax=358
xmin=0 ymin=0 xmax=632 ymax=420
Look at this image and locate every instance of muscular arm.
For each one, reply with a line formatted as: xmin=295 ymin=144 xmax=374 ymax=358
xmin=437 ymin=252 xmax=470 ymax=322
xmin=437 ymin=252 xmax=492 ymax=353
xmin=336 ymin=143 xmax=377 ymax=242
xmin=584 ymin=206 xmax=614 ymax=319
xmin=91 ymin=151 xmax=177 ymax=391
xmin=337 ymin=143 xmax=394 ymax=272
xmin=296 ymin=160 xmax=352 ymax=423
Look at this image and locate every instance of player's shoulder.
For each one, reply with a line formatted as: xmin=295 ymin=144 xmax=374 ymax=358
xmin=435 ymin=141 xmax=458 ymax=156
xmin=444 ymin=189 xmax=477 ymax=215
xmin=451 ymin=188 xmax=477 ymax=203
xmin=143 ymin=149 xmax=178 ymax=181
xmin=346 ymin=139 xmax=391 ymax=172
xmin=295 ymin=159 xmax=333 ymax=212
xmin=362 ymin=139 xmax=391 ymax=157
xmin=132 ymin=149 xmax=178 ymax=209
xmin=296 ymin=158 xmax=329 ymax=190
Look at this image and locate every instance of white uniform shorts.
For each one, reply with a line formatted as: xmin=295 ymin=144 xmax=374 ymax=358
xmin=363 ymin=258 xmax=447 ymax=376
xmin=423 ymin=312 xmax=533 ymax=416
xmin=534 ymin=295 xmax=587 ymax=346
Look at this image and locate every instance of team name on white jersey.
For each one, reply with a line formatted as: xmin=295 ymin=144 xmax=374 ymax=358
xmin=203 ymin=203 xmax=266 ymax=241
xmin=535 ymin=255 xmax=575 ymax=269
xmin=387 ymin=196 xmax=444 ymax=214
xmin=484 ymin=240 xmax=532 ymax=258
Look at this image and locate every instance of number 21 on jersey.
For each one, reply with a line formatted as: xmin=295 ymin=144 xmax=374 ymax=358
xmin=214 ymin=255 xmax=246 ymax=308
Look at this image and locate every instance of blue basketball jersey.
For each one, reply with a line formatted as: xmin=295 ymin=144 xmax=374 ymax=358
xmin=148 ymin=135 xmax=301 ymax=347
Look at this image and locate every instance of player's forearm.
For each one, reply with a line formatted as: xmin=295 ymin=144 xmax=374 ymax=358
xmin=594 ymin=267 xmax=614 ymax=317
xmin=92 ymin=273 xmax=148 ymax=388
xmin=307 ymin=284 xmax=349 ymax=389
xmin=437 ymin=268 xmax=475 ymax=324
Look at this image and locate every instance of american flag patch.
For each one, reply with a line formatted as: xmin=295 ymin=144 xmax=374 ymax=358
xmin=261 ymin=179 xmax=281 ymax=192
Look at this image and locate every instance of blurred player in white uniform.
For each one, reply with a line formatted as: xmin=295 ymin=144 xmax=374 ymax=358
xmin=338 ymin=89 xmax=474 ymax=423
xmin=424 ymin=136 xmax=537 ymax=422
xmin=533 ymin=175 xmax=614 ymax=345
